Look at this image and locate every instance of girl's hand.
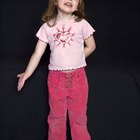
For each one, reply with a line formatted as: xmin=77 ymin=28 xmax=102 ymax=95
xmin=16 ymin=40 xmax=47 ymax=92
xmin=17 ymin=73 xmax=27 ymax=91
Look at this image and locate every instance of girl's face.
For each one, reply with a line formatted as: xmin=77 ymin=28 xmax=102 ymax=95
xmin=55 ymin=0 xmax=79 ymax=15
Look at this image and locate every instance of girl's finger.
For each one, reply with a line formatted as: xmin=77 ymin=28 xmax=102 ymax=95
xmin=17 ymin=73 xmax=24 ymax=78
xmin=17 ymin=74 xmax=20 ymax=77
xmin=17 ymin=80 xmax=24 ymax=91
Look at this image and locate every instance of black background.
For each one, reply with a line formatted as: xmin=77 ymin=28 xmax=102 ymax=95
xmin=0 ymin=0 xmax=140 ymax=140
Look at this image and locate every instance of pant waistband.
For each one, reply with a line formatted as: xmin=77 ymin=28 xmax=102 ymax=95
xmin=49 ymin=67 xmax=85 ymax=78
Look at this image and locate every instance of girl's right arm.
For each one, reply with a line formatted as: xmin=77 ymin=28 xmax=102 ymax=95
xmin=17 ymin=39 xmax=47 ymax=91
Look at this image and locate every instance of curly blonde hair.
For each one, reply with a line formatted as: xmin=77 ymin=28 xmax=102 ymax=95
xmin=42 ymin=0 xmax=85 ymax=27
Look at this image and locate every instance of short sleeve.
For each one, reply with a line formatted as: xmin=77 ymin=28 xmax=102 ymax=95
xmin=36 ymin=23 xmax=48 ymax=43
xmin=81 ymin=19 xmax=95 ymax=39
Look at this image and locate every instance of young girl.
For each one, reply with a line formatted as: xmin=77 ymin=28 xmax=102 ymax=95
xmin=17 ymin=0 xmax=96 ymax=140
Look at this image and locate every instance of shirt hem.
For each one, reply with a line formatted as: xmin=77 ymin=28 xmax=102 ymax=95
xmin=48 ymin=64 xmax=87 ymax=71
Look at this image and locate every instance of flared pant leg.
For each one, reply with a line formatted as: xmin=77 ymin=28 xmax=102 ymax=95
xmin=67 ymin=69 xmax=91 ymax=140
xmin=47 ymin=72 xmax=67 ymax=140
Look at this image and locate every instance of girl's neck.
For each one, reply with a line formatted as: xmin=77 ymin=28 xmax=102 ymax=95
xmin=56 ymin=13 xmax=73 ymax=22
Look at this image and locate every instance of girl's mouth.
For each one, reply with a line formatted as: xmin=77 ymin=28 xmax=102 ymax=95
xmin=64 ymin=2 xmax=73 ymax=8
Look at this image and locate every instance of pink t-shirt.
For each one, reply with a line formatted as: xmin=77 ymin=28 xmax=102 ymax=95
xmin=36 ymin=17 xmax=95 ymax=70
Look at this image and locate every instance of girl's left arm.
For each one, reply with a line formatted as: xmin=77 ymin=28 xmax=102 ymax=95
xmin=84 ymin=35 xmax=96 ymax=57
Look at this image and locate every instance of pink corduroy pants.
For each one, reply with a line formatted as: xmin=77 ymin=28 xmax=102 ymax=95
xmin=47 ymin=68 xmax=91 ymax=140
